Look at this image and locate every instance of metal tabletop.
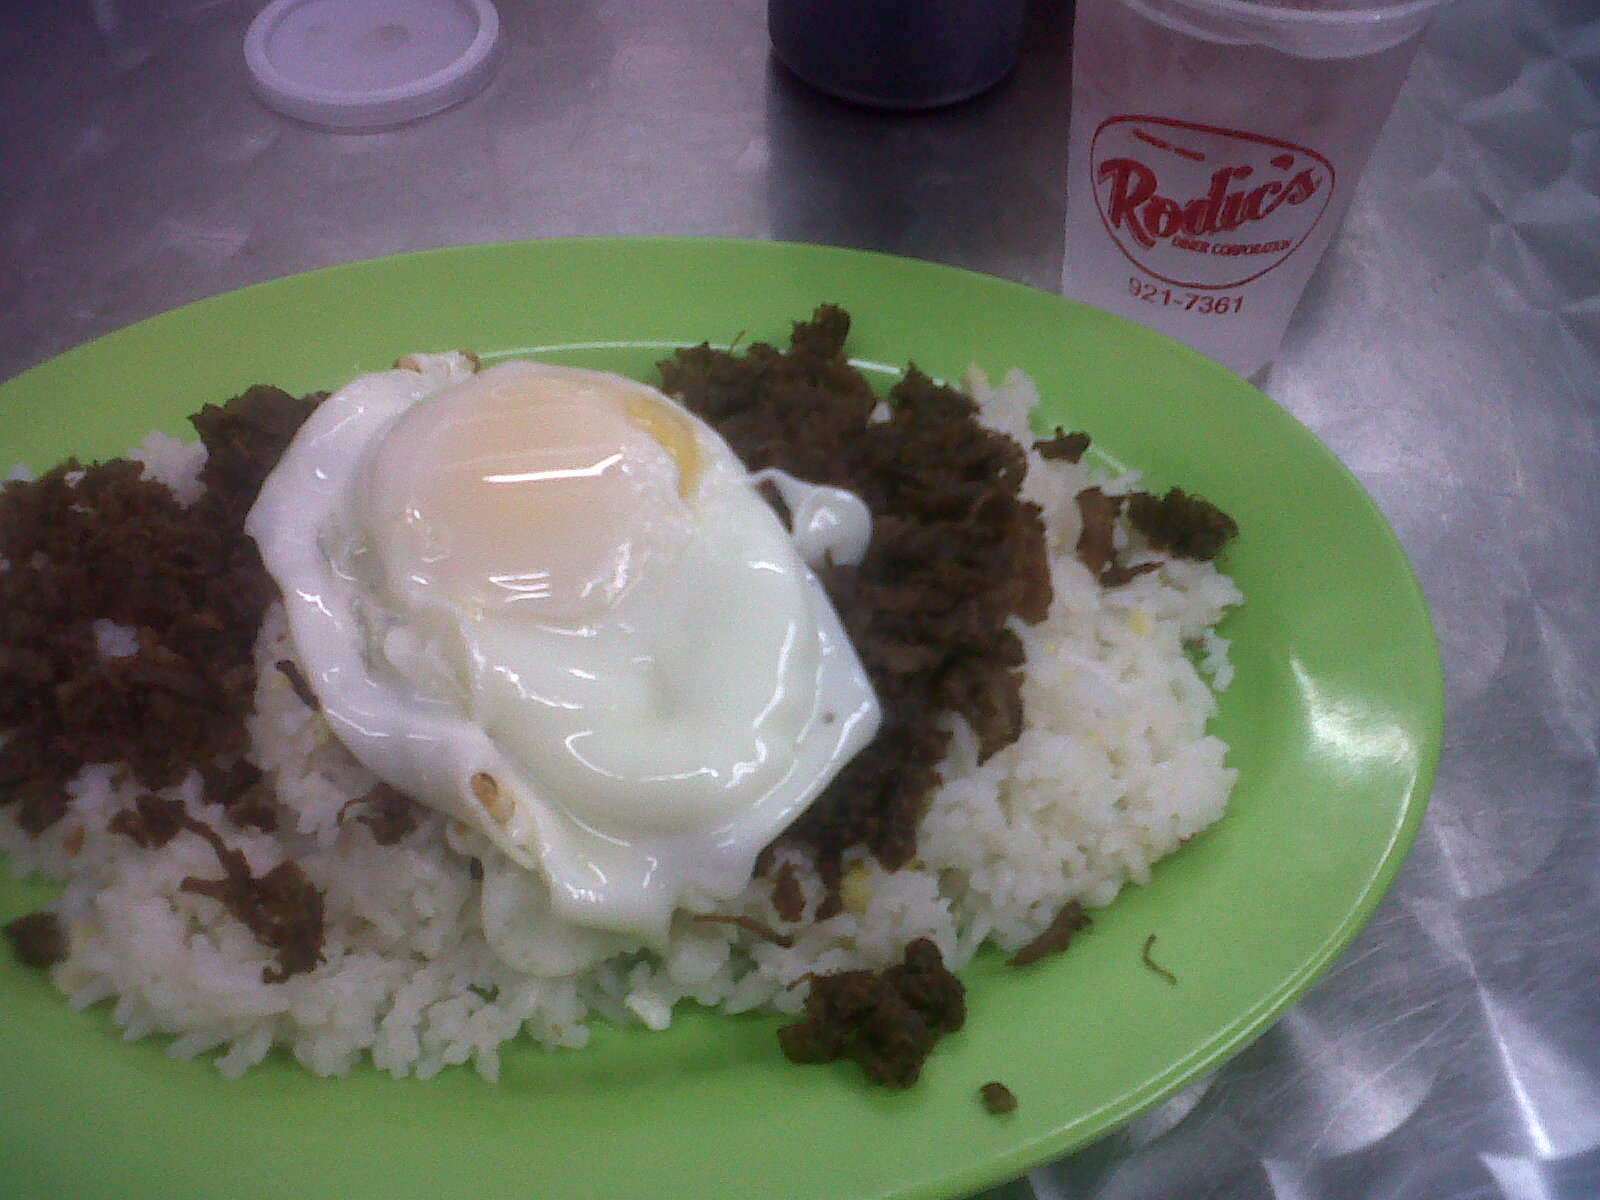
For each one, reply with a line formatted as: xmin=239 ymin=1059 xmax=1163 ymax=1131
xmin=3 ymin=1 xmax=1598 ymax=1197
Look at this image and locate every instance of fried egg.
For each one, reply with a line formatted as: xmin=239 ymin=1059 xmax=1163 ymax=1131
xmin=246 ymin=355 xmax=879 ymax=974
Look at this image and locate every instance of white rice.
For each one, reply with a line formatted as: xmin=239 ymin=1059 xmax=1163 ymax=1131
xmin=0 ymin=369 xmax=1241 ymax=1081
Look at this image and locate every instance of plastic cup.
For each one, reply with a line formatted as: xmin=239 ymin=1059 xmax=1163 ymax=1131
xmin=1060 ymin=0 xmax=1447 ymax=379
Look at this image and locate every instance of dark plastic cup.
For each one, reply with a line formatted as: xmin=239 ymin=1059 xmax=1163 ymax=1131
xmin=768 ymin=0 xmax=1029 ymax=110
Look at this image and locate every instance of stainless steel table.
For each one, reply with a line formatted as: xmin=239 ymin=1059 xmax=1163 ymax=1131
xmin=3 ymin=1 xmax=1597 ymax=1197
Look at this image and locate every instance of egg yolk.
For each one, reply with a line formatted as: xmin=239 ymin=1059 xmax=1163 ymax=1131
xmin=360 ymin=363 xmax=702 ymax=626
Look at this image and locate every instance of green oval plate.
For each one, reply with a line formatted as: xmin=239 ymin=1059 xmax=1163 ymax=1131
xmin=0 ymin=238 xmax=1441 ymax=1200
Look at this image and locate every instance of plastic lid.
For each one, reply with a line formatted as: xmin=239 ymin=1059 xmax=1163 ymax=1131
xmin=245 ymin=0 xmax=501 ymax=130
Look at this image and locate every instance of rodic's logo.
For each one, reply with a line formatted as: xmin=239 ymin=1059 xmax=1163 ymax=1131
xmin=1089 ymin=115 xmax=1336 ymax=290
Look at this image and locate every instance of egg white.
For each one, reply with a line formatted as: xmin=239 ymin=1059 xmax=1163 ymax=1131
xmin=246 ymin=355 xmax=879 ymax=974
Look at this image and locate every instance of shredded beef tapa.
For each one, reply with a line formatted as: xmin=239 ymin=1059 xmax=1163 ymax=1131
xmin=0 ymin=308 xmax=1237 ymax=1086
xmin=661 ymin=306 xmax=1054 ymax=894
